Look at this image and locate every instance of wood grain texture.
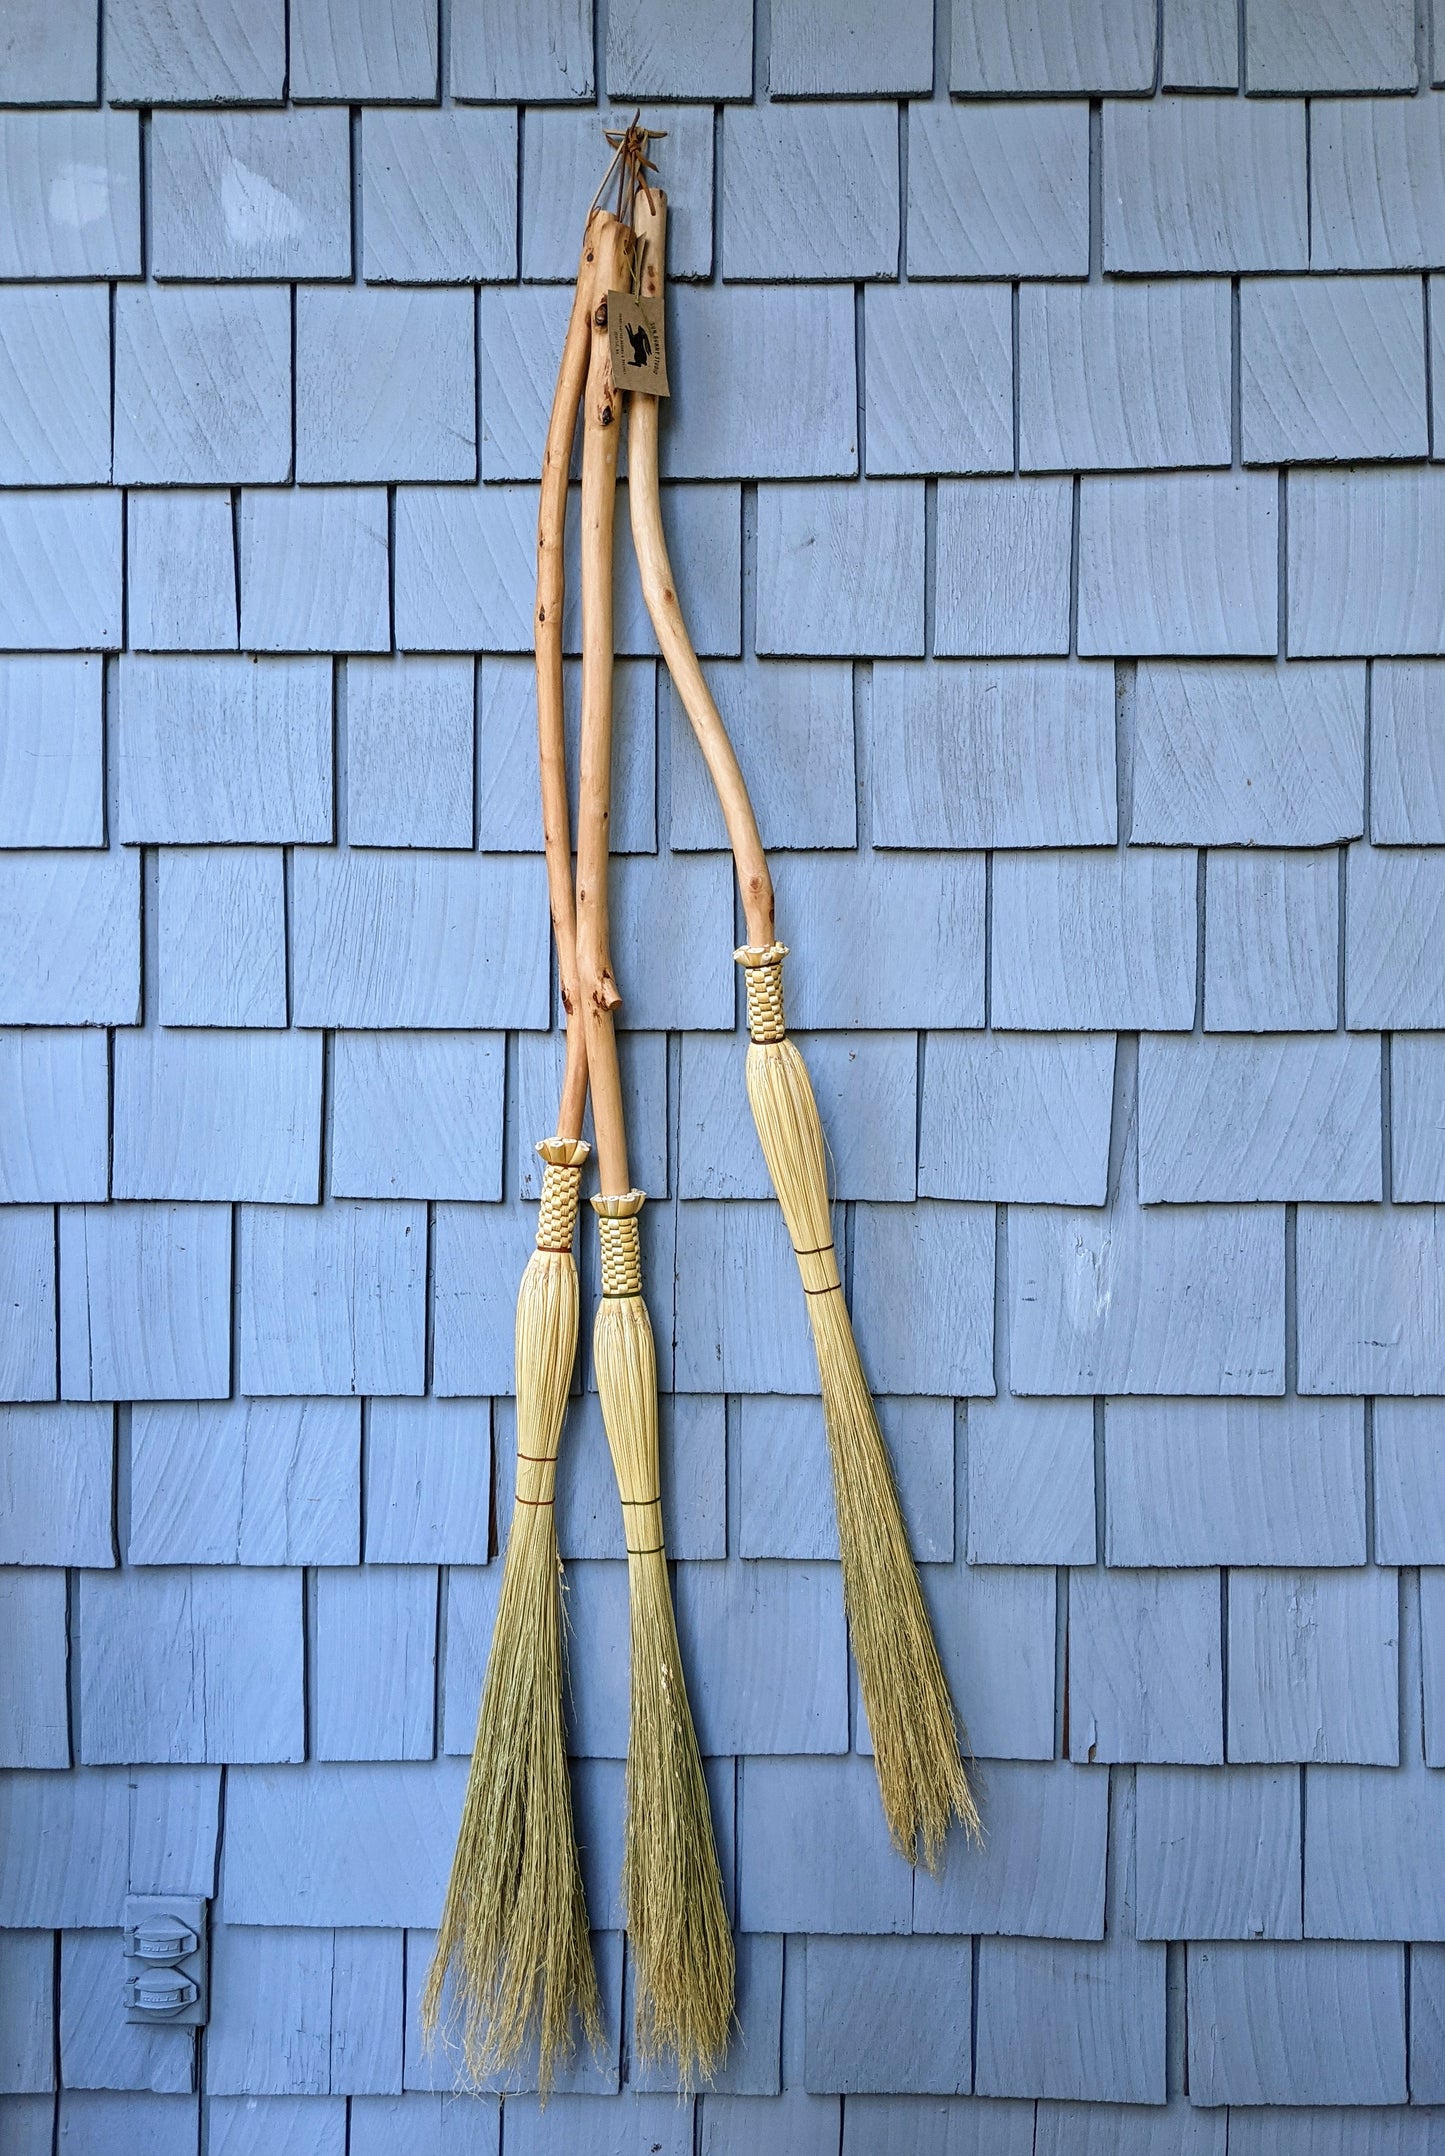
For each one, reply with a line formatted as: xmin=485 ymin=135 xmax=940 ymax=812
xmin=992 ymin=848 xmax=1195 ymax=1030
xmin=804 ymin=1939 xmax=970 ymax=2094
xmin=156 ymin=847 xmax=286 ymax=1027
xmin=756 ymin=482 xmax=923 ymax=657
xmin=873 ymin=661 xmax=1115 ymax=848
xmin=723 ymin=103 xmax=899 ymax=281
xmin=1205 ymin=848 xmax=1338 ymax=1032
xmin=1305 ymin=1755 xmax=1445 ymax=1938
xmin=59 ymin=1202 xmax=231 ymax=1403
xmin=1374 ymin=1400 xmax=1445 ymax=1562
xmin=151 ymin=110 xmax=349 ymax=280
xmin=912 ymin=1759 xmax=1109 ymax=1940
xmin=1161 ymin=0 xmax=1237 ymax=82
xmin=313 ymin=1566 xmax=436 ymax=1761
xmin=0 ymin=1029 xmax=107 ymax=1204
xmin=478 ymin=285 xmax=573 ymax=482
xmin=78 ymin=1566 xmax=303 ymax=1765
xmin=1079 ymin=474 xmax=1277 ymax=657
xmin=289 ymin=0 xmax=439 ymax=99
xmin=1227 ymin=1568 xmax=1399 ymax=1764
xmin=1134 ymin=659 xmax=1364 ymax=846
xmin=502 ymin=2091 xmax=685 ymax=2154
xmin=864 ymin=284 xmax=1012 ymax=477
xmin=347 ymin=656 xmax=473 ymax=849
xmin=297 ymin=289 xmax=475 ymax=484
xmin=114 ymin=288 xmax=291 ymax=488
xmin=965 ymin=1396 xmax=1096 ymax=1566
xmin=1299 ymin=1204 xmax=1445 ymax=1395
xmin=680 ymin=1030 xmax=915 ymax=1201
xmin=953 ymin=0 xmax=1154 ymax=90
xmin=1103 ymin=97 xmax=1308 ymax=273
xmin=1289 ymin=470 xmax=1445 ymax=656
xmin=393 ymin=483 xmax=534 ymax=651
xmin=55 ymin=2093 xmax=200 ymax=2152
xmin=737 ymin=1757 xmax=914 ymax=1933
xmin=0 ymin=1404 xmax=113 ymax=1567
xmin=0 ymin=658 xmax=103 ymax=848
xmin=120 ymin=655 xmax=331 ymax=842
xmin=291 ymin=850 xmax=548 ymax=1028
xmin=1137 ymin=1033 xmax=1381 ymax=1204
xmin=661 ymin=285 xmax=856 ymax=477
xmin=1311 ymin=95 xmax=1445 ymax=268
xmin=934 ymin=479 xmax=1072 ymax=658
xmin=771 ymin=852 xmax=985 ymax=1027
xmin=1247 ymin=0 xmax=1414 ymax=88
xmin=915 ymin=1563 xmax=1056 ymax=1762
xmin=738 ymin=1394 xmax=953 ymax=1562
xmin=919 ymin=1032 xmax=1114 ymax=1203
xmin=974 ymin=1935 xmax=1166 ymax=2103
xmin=608 ymin=0 xmax=752 ymax=96
xmin=0 ymin=0 xmax=99 ymax=100
xmin=207 ymin=1926 xmax=402 ymax=2095
xmin=104 ymin=0 xmax=284 ymax=100
xmin=1035 ymin=2103 xmax=1224 ymax=2156
xmin=1373 ymin=661 xmax=1445 ymax=842
xmin=670 ymin=659 xmax=855 ymax=851
xmin=1347 ymin=844 xmax=1445 ymax=1027
xmin=430 ymin=1198 xmax=535 ymax=1396
xmin=1020 ymin=281 xmax=1230 ymax=472
xmin=603 ymin=853 xmax=735 ymax=1028
xmin=449 ymin=0 xmax=592 ymax=98
xmin=908 ymin=102 xmax=1088 ymax=278
xmin=240 ymin=489 xmax=389 ymax=654
xmin=1068 ymin=1567 xmax=1223 ymax=1763
xmin=0 ymin=1765 xmax=218 ymax=1926
xmin=850 ymin=1202 xmax=995 ymax=1396
xmin=364 ymin=1399 xmax=489 ymax=1565
xmin=208 ymin=2096 xmax=346 ymax=2154
xmin=520 ymin=106 xmax=710 ymax=282
xmin=350 ymin=2093 xmax=499 ymax=2156
xmin=330 ymin=1032 xmax=502 ymax=1200
xmin=1409 ymin=1944 xmax=1445 ymax=2102
xmin=59 ymin=1929 xmax=193 ymax=2094
xmin=0 ymin=490 xmax=121 ymax=652
xmin=221 ymin=1760 xmax=469 ymax=1926
xmin=839 ymin=2098 xmax=1039 ymax=2156
xmin=1106 ymin=1398 xmax=1366 ymax=1568
xmin=1241 ymin=276 xmax=1426 ymax=465
xmin=1187 ymin=1941 xmax=1405 ymax=2106
xmin=0 ymin=1571 xmax=69 ymax=1767
xmin=770 ymin=0 xmax=933 ymax=96
xmin=1134 ymin=1765 xmax=1302 ymax=1940
xmin=0 ymin=1930 xmax=54 ymax=2095
xmin=238 ymin=1201 xmax=426 ymax=1397
xmin=362 ymin=108 xmax=514 ymax=282
xmin=0 ymin=287 xmax=109 ymax=487
xmin=127 ymin=492 xmax=238 ymax=653
xmin=673 ymin=1561 xmax=850 ymax=1755
xmin=0 ymin=112 xmax=140 ymax=277
xmin=674 ymin=1200 xmax=820 ymax=1394
xmin=130 ymin=1400 xmax=360 ymax=1567
xmin=113 ymin=1030 xmax=322 ymax=1203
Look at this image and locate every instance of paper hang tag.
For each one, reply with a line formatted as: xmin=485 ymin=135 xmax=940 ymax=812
xmin=608 ymin=289 xmax=669 ymax=397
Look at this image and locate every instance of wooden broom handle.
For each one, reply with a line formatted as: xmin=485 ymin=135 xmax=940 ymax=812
xmin=537 ymin=219 xmax=607 ymax=1144
xmin=628 ymin=191 xmax=776 ymax=952
xmin=575 ymin=212 xmax=635 ymax=1197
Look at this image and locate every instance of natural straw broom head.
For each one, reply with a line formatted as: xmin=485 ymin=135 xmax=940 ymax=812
xmin=591 ymin=1190 xmax=735 ymax=2084
xmin=424 ymin=1139 xmax=601 ymax=2095
xmin=737 ymin=947 xmax=982 ymax=1870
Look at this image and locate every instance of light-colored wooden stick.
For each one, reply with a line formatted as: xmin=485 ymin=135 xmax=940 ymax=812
xmin=627 ymin=192 xmax=774 ymax=953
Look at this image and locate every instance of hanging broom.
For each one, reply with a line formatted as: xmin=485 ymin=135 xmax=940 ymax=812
xmin=627 ymin=187 xmax=980 ymax=1870
xmin=575 ymin=163 xmax=734 ymax=2081
xmin=423 ymin=216 xmax=608 ymax=2092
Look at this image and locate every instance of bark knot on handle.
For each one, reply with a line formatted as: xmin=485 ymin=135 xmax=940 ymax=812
xmin=736 ymin=942 xmax=790 ymax=1044
xmin=592 ymin=1190 xmax=646 ymax=1297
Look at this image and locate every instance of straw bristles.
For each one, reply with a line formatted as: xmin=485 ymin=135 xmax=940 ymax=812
xmin=593 ymin=1278 xmax=734 ymax=2083
xmin=423 ymin=1239 xmax=600 ymax=2093
xmin=746 ymin=1035 xmax=982 ymax=1869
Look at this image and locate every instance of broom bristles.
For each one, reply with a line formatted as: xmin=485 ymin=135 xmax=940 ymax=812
xmin=593 ymin=1274 xmax=735 ymax=2084
xmin=746 ymin=1034 xmax=981 ymax=1869
xmin=423 ymin=1237 xmax=601 ymax=2093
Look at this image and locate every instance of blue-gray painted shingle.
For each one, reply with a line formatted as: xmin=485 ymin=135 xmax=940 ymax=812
xmin=238 ymin=1201 xmax=426 ymax=1396
xmin=1412 ymin=1947 xmax=1445 ymax=2103
xmin=478 ymin=286 xmax=573 ymax=482
xmin=738 ymin=1757 xmax=913 ymax=1934
xmin=864 ymin=284 xmax=1012 ymax=478
xmin=674 ymin=1200 xmax=821 ymax=1394
xmin=673 ymin=1561 xmax=850 ymax=1755
xmin=850 ymin=1203 xmax=996 ymax=1397
xmin=1135 ymin=1765 xmax=1302 ymax=1941
xmin=0 ymin=0 xmax=98 ymax=101
xmin=449 ymin=0 xmax=593 ymax=99
xmin=1162 ymin=0 xmax=1238 ymax=84
xmin=1372 ymin=661 xmax=1445 ymax=843
xmin=1187 ymin=1942 xmax=1405 ymax=2106
xmin=514 ymin=1029 xmax=669 ymax=1199
xmin=755 ymin=482 xmax=922 ymax=657
xmin=669 ymin=660 xmax=855 ymax=852
xmin=56 ymin=2093 xmax=198 ymax=2154
xmin=1132 ymin=660 xmax=1365 ymax=847
xmin=0 ymin=1405 xmax=112 ymax=1568
xmin=736 ymin=1394 xmax=952 ymax=1561
xmin=908 ymin=103 xmax=1089 ymax=279
xmin=1137 ymin=1033 xmax=1381 ymax=1204
xmin=206 ymin=2096 xmax=346 ymax=2153
xmin=119 ymin=655 xmax=332 ymax=844
xmin=0 ymin=1209 xmax=54 ymax=1405
xmin=222 ymin=1760 xmax=468 ymax=1925
xmin=1020 ymin=282 xmax=1230 ymax=473
xmin=363 ymin=108 xmax=515 ymax=282
xmin=0 ymin=1764 xmax=219 ymax=1927
xmin=965 ymin=1396 xmax=1096 ymax=1566
xmin=500 ymin=1393 xmax=724 ymax=1563
xmin=872 ymin=662 xmax=1115 ymax=849
xmin=1290 ymin=470 xmax=1445 ymax=657
xmin=564 ymin=484 xmax=742 ymax=660
xmin=974 ymin=1935 xmax=1166 ymax=2103
xmin=1228 ymin=1568 xmax=1399 ymax=1764
xmin=605 ymin=854 xmax=735 ymax=1030
xmin=770 ymin=0 xmax=934 ymax=95
xmin=1107 ymin=1398 xmax=1367 ymax=1568
xmin=240 ymin=489 xmax=389 ymax=654
xmin=1103 ymin=97 xmax=1308 ymax=273
xmin=59 ymin=1202 xmax=232 ymax=1403
xmin=313 ymin=1565 xmax=436 ymax=1760
xmin=350 ymin=2093 xmax=498 ymax=2156
xmin=331 ymin=1033 xmax=502 ymax=1200
xmin=430 ymin=1200 xmax=535 ymax=1396
xmin=918 ymin=1033 xmax=1115 ymax=1206
xmin=0 ymin=1571 xmax=68 ymax=1768
xmin=0 ymin=657 xmax=104 ymax=847
xmin=150 ymin=110 xmax=351 ymax=280
xmin=933 ymin=479 xmax=1072 ymax=658
xmin=0 ymin=1030 xmax=107 ymax=1204
xmin=608 ymin=0 xmax=752 ymax=96
xmin=1079 ymin=474 xmax=1277 ymax=658
xmin=1375 ymin=1401 xmax=1445 ymax=1562
xmin=520 ymin=106 xmax=711 ymax=282
xmin=770 ymin=852 xmax=985 ymax=1028
xmin=394 ymin=484 xmax=534 ymax=651
xmin=913 ymin=1759 xmax=1109 ymax=1939
xmin=952 ymin=0 xmax=1155 ymax=90
xmin=126 ymin=492 xmax=239 ymax=653
xmin=846 ymin=2097 xmax=1037 ymax=2156
xmin=0 ymin=112 xmax=140 ymax=278
xmin=157 ymin=846 xmax=287 ymax=1028
xmin=1304 ymin=1755 xmax=1445 ymax=1938
xmin=104 ymin=0 xmax=285 ymax=101
xmin=918 ymin=1563 xmax=1056 ymax=1762
xmin=1347 ymin=845 xmax=1445 ymax=1028
xmin=0 ymin=852 xmax=137 ymax=1026
xmin=207 ymin=1925 xmax=402 ymax=2094
xmin=1204 ymin=848 xmax=1338 ymax=1033
xmin=1241 ymin=277 xmax=1427 ymax=466
xmin=1299 ymin=1205 xmax=1445 ymax=1395
xmin=129 ymin=1399 xmax=360 ymax=1567
xmin=804 ymin=1939 xmax=971 ymax=2095
xmin=0 ymin=1927 xmax=53 ymax=2094
xmin=0 ymin=287 xmax=109 ymax=486
xmin=0 ymin=490 xmax=121 ymax=652
xmin=289 ymin=0 xmax=439 ymax=99
xmin=991 ymin=849 xmax=1196 ymax=1030
xmin=723 ymin=105 xmax=899 ymax=282
xmin=1247 ymin=0 xmax=1414 ymax=89
xmin=365 ymin=1398 xmax=489 ymax=1565
xmin=114 ymin=288 xmax=291 ymax=487
xmin=296 ymin=289 xmax=475 ymax=483
xmin=59 ymin=1926 xmax=193 ymax=2090
xmin=1069 ymin=1566 xmax=1223 ymax=1763
xmin=113 ymin=1030 xmax=322 ymax=1203
xmin=678 ymin=1030 xmax=916 ymax=1201
xmin=347 ymin=656 xmax=474 ymax=849
xmin=661 ymin=286 xmax=856 ymax=477
xmin=1311 ymin=96 xmax=1445 ymax=269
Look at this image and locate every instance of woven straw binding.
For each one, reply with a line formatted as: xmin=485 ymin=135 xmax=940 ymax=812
xmin=592 ymin=1189 xmax=646 ymax=1296
xmin=534 ymin=1137 xmax=591 ymax=1251
xmin=735 ymin=942 xmax=789 ymax=1043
